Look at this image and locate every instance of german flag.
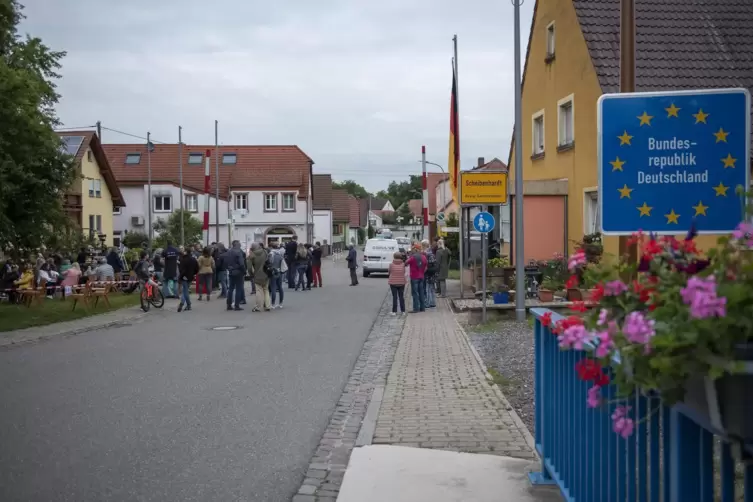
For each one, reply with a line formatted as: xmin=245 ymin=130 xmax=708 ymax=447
xmin=448 ymin=64 xmax=460 ymax=203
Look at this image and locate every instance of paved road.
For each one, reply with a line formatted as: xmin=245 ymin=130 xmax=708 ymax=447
xmin=0 ymin=259 xmax=388 ymax=502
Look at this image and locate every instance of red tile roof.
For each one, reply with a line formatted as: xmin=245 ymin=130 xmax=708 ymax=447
xmin=59 ymin=131 xmax=125 ymax=206
xmin=348 ymin=196 xmax=361 ymax=227
xmin=331 ymin=188 xmax=351 ymax=222
xmin=102 ymin=144 xmax=313 ymax=200
xmin=408 ymin=199 xmax=423 ymax=217
xmin=312 ymin=174 xmax=333 ymax=210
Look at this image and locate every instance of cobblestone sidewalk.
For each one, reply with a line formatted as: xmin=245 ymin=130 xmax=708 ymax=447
xmin=372 ymin=294 xmax=536 ymax=459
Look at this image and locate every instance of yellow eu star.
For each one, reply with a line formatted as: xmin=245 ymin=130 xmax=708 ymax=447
xmin=610 ymin=156 xmax=626 ymax=171
xmin=665 ymin=209 xmax=680 ymax=224
xmin=617 ymin=131 xmax=633 ymax=145
xmin=637 ymin=202 xmax=652 ymax=217
xmin=692 ymin=201 xmax=708 ymax=216
xmin=721 ymin=153 xmax=736 ymax=168
xmin=713 ymin=182 xmax=729 ymax=197
xmin=665 ymin=103 xmax=680 ymax=117
xmin=693 ymin=109 xmax=709 ymax=124
xmin=713 ymin=127 xmax=729 ymax=143
xmin=637 ymin=111 xmax=653 ymax=126
xmin=617 ymin=184 xmax=633 ymax=198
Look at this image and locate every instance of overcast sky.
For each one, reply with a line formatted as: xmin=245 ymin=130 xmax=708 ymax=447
xmin=22 ymin=0 xmax=533 ymax=192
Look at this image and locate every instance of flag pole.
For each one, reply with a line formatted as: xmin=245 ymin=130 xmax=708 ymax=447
xmin=147 ymin=131 xmax=153 ymax=245
xmin=513 ymin=0 xmax=525 ymax=321
xmin=179 ymin=126 xmax=184 ymax=246
xmin=215 ymin=120 xmax=220 ymax=244
xmin=453 ymin=36 xmax=465 ymax=299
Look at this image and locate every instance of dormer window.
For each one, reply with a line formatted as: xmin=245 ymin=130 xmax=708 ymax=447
xmin=222 ymin=153 xmax=237 ymax=164
xmin=125 ymin=153 xmax=141 ymax=164
xmin=188 ymin=153 xmax=203 ymax=164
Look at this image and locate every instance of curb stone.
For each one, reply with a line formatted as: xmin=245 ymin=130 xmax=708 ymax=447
xmin=293 ymin=291 xmax=404 ymax=502
xmin=450 ymin=300 xmax=540 ymax=456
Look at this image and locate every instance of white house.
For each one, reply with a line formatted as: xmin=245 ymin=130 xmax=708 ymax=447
xmin=104 ymin=143 xmax=315 ymax=248
xmin=312 ymin=174 xmax=333 ymax=248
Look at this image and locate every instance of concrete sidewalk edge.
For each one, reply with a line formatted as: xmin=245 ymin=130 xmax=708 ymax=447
xmin=448 ymin=297 xmax=540 ymax=458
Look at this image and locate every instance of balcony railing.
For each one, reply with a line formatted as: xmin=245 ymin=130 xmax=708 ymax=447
xmin=529 ymin=308 xmax=752 ymax=502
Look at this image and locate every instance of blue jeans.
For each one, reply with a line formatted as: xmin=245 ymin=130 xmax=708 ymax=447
xmin=227 ymin=273 xmax=243 ymax=308
xmin=162 ymin=277 xmax=176 ymax=298
xmin=180 ymin=279 xmax=191 ymax=307
xmin=296 ymin=264 xmax=307 ymax=290
xmin=425 ymin=276 xmax=436 ymax=307
xmin=218 ymin=270 xmax=228 ymax=297
xmin=287 ymin=258 xmax=296 ymax=288
xmin=270 ymin=274 xmax=284 ymax=305
xmin=411 ymin=279 xmax=426 ymax=312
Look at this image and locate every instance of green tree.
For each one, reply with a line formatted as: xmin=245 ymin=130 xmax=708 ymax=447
xmin=332 ymin=180 xmax=371 ymax=199
xmin=442 ymin=212 xmax=460 ymax=263
xmin=397 ymin=203 xmax=412 ymax=225
xmin=0 ymin=1 xmax=77 ymax=255
xmin=122 ymin=231 xmax=149 ymax=250
xmin=153 ymin=210 xmax=203 ymax=249
xmin=383 ymin=176 xmax=422 ymax=212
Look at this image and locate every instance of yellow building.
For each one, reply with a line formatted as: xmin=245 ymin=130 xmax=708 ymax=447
xmin=508 ymin=0 xmax=753 ymax=256
xmin=59 ymin=131 xmax=125 ymax=247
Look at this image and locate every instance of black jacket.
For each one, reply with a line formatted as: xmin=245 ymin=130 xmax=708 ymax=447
xmin=179 ymin=254 xmax=199 ymax=282
xmin=312 ymin=248 xmax=323 ymax=267
xmin=285 ymin=241 xmax=298 ymax=260
xmin=162 ymin=246 xmax=180 ymax=279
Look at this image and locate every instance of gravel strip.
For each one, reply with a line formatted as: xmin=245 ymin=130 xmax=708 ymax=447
xmin=465 ymin=318 xmax=536 ymax=435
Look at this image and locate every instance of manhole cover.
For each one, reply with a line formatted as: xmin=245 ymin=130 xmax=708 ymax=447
xmin=211 ymin=326 xmax=240 ymax=331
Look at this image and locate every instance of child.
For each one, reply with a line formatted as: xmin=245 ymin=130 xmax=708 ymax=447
xmin=387 ymin=251 xmax=407 ymax=315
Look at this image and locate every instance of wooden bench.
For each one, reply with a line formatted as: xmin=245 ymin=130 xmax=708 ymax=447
xmin=21 ymin=279 xmax=47 ymax=307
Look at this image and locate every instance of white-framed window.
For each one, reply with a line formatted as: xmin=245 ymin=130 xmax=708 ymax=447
xmin=532 ymin=109 xmax=545 ymax=156
xmin=185 ymin=194 xmax=198 ymax=212
xmin=264 ymin=193 xmax=278 ymax=212
xmin=88 ymin=179 xmax=102 ymax=198
xmin=113 ymin=231 xmax=122 ymax=248
xmin=234 ymin=193 xmax=248 ymax=211
xmin=282 ymin=193 xmax=296 ymax=212
xmin=154 ymin=195 xmax=172 ymax=212
xmin=113 ymin=204 xmax=121 ymax=215
xmin=188 ymin=153 xmax=203 ymax=165
xmin=88 ymin=214 xmax=102 ymax=233
xmin=557 ymin=94 xmax=575 ymax=147
xmin=222 ymin=153 xmax=237 ymax=164
xmin=546 ymin=21 xmax=556 ymax=57
xmin=583 ymin=189 xmax=601 ymax=234
xmin=87 ymin=150 xmax=93 ymax=162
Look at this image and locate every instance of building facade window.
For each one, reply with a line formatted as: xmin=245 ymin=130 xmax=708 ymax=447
xmin=546 ymin=21 xmax=556 ymax=57
xmin=532 ymin=110 xmax=545 ymax=156
xmin=87 ymin=150 xmax=93 ymax=162
xmin=234 ymin=193 xmax=248 ymax=211
xmin=222 ymin=153 xmax=237 ymax=164
xmin=113 ymin=204 xmax=121 ymax=215
xmin=88 ymin=179 xmax=102 ymax=198
xmin=264 ymin=193 xmax=278 ymax=212
xmin=88 ymin=214 xmax=102 ymax=233
xmin=333 ymin=223 xmax=343 ymax=234
xmin=557 ymin=94 xmax=575 ymax=147
xmin=282 ymin=193 xmax=296 ymax=212
xmin=188 ymin=153 xmax=203 ymax=164
xmin=154 ymin=195 xmax=172 ymax=212
xmin=185 ymin=194 xmax=198 ymax=212
xmin=584 ymin=190 xmax=600 ymax=234
xmin=113 ymin=232 xmax=122 ymax=248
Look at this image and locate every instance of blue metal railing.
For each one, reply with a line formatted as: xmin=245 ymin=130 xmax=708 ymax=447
xmin=529 ymin=308 xmax=753 ymax=502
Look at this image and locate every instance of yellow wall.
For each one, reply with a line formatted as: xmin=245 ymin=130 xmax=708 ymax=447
xmin=80 ymin=148 xmax=115 ymax=247
xmin=508 ymin=0 xmax=617 ymax=256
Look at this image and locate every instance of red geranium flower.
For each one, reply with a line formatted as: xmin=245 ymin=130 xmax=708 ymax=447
xmin=541 ymin=312 xmax=552 ymax=327
xmin=571 ymin=301 xmax=588 ymax=313
xmin=566 ymin=275 xmax=579 ymax=289
xmin=553 ymin=315 xmax=584 ymax=335
xmin=575 ymin=359 xmax=610 ymax=385
xmin=589 ymin=283 xmax=604 ymax=302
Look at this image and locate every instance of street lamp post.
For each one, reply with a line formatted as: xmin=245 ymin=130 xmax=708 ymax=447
xmin=416 ymin=160 xmax=448 ymax=219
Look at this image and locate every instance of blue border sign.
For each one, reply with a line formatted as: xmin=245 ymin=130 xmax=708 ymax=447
xmin=598 ymin=88 xmax=750 ymax=235
xmin=473 ymin=211 xmax=495 ymax=233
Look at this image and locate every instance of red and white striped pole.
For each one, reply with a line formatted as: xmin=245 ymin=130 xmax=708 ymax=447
xmin=203 ymin=149 xmax=211 ymax=245
xmin=421 ymin=145 xmax=429 ymax=241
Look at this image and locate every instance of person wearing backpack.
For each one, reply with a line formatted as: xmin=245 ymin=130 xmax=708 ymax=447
xmin=422 ymin=239 xmax=437 ymax=308
xmin=405 ymin=245 xmax=427 ymax=312
xmin=267 ymin=242 xmax=286 ymax=308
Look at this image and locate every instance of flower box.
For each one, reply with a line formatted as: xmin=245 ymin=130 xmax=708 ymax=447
xmin=538 ymin=289 xmax=554 ymax=302
xmin=492 ymin=291 xmax=510 ymax=304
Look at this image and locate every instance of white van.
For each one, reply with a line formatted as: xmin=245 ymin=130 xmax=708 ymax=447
xmin=362 ymin=238 xmax=399 ymax=277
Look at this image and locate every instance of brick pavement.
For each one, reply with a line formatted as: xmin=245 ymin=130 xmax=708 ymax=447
xmin=372 ymin=293 xmax=537 ymax=459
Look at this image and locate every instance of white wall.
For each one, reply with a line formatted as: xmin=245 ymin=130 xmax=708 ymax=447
xmin=114 ymin=184 xmax=231 ymax=245
xmin=229 ymin=189 xmax=312 ymax=244
xmin=313 ymin=210 xmax=333 ymax=245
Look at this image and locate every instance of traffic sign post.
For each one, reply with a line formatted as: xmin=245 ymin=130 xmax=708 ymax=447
xmin=598 ymin=88 xmax=750 ymax=235
xmin=473 ymin=211 xmax=495 ymax=323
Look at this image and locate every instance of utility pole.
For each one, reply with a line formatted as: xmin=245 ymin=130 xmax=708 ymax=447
xmin=215 ymin=120 xmax=220 ymax=244
xmin=179 ymin=126 xmax=184 ymax=246
xmin=513 ymin=0 xmax=525 ymax=321
xmin=618 ymin=0 xmax=637 ymax=264
xmin=421 ymin=146 xmax=429 ymax=241
xmin=147 ymin=132 xmax=153 ymax=244
xmin=453 ymin=36 xmax=465 ymax=298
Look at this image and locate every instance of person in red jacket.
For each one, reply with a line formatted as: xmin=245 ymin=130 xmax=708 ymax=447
xmin=387 ymin=252 xmax=407 ymax=315
xmin=405 ymin=246 xmax=427 ymax=312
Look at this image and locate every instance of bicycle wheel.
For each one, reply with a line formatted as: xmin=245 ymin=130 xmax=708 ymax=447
xmin=140 ymin=288 xmax=151 ymax=312
xmin=150 ymin=289 xmax=165 ymax=309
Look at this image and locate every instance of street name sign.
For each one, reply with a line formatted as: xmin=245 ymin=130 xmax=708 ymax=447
xmin=598 ymin=88 xmax=750 ymax=235
xmin=460 ymin=171 xmax=509 ymax=205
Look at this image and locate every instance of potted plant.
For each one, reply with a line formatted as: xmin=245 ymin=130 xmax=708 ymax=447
xmin=491 ymin=279 xmax=510 ymax=304
xmin=538 ymin=276 xmax=559 ymax=302
xmin=550 ymin=214 xmax=753 ymax=443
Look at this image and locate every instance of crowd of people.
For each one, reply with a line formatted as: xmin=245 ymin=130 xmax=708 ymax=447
xmin=130 ymin=238 xmax=325 ymax=313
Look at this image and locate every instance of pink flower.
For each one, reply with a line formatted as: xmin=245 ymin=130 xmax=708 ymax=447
xmin=587 ymin=385 xmax=601 ymax=408
xmin=558 ymin=324 xmax=591 ymax=350
xmin=604 ymin=280 xmax=628 ymax=296
xmin=597 ymin=308 xmax=609 ymax=326
xmin=612 ymin=405 xmax=635 ymax=438
xmin=593 ymin=329 xmax=615 ymax=358
xmin=732 ymin=222 xmax=753 ymax=247
xmin=622 ymin=311 xmax=656 ymax=347
xmin=568 ymin=251 xmax=587 ymax=272
xmin=680 ymin=276 xmax=727 ymax=319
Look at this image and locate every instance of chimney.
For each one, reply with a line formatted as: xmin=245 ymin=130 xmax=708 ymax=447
xmin=477 ymin=157 xmax=485 ymax=168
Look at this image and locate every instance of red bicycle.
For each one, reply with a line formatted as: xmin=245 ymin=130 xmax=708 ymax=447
xmin=139 ymin=275 xmax=165 ymax=312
